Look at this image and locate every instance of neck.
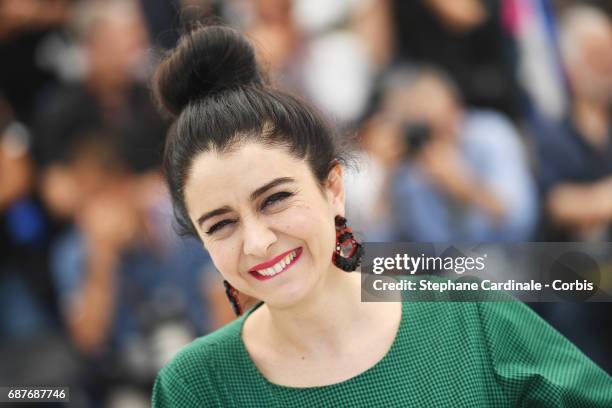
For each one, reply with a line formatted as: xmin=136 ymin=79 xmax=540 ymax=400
xmin=572 ymin=97 xmax=610 ymax=149
xmin=261 ymin=269 xmax=366 ymax=356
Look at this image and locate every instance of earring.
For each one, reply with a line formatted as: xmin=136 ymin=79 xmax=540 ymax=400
xmin=332 ymin=215 xmax=364 ymax=272
xmin=223 ymin=280 xmax=243 ymax=316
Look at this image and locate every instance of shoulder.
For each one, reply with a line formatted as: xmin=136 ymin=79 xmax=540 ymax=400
xmin=462 ymin=109 xmax=521 ymax=147
xmin=474 ymin=296 xmax=612 ymax=405
xmin=464 ymin=108 xmax=515 ymax=130
xmin=473 ymin=293 xmax=584 ymax=361
xmin=152 ymin=318 xmax=244 ymax=407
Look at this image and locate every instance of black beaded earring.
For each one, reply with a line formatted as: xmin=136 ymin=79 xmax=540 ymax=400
xmin=223 ymin=280 xmax=243 ymax=316
xmin=332 ymin=215 xmax=364 ymax=272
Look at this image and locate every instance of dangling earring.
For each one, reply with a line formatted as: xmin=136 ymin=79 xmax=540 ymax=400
xmin=332 ymin=215 xmax=364 ymax=272
xmin=223 ymin=280 xmax=243 ymax=316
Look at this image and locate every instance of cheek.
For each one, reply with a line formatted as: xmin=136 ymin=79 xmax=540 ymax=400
xmin=275 ymin=200 xmax=336 ymax=259
xmin=207 ymin=240 xmax=241 ymax=281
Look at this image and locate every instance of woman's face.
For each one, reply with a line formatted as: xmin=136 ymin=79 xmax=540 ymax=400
xmin=184 ymin=141 xmax=345 ymax=309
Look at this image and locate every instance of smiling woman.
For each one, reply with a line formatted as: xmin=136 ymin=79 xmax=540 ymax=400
xmin=183 ymin=141 xmax=352 ymax=311
xmin=150 ymin=24 xmax=612 ymax=407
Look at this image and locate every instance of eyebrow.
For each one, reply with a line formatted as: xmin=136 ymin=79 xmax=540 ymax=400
xmin=196 ymin=206 xmax=233 ymax=228
xmin=249 ymin=176 xmax=296 ymax=202
xmin=196 ymin=177 xmax=296 ymax=227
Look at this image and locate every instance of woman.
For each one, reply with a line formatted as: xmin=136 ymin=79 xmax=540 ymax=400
xmin=151 ymin=25 xmax=611 ymax=407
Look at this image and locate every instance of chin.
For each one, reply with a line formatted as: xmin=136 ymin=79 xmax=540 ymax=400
xmin=263 ymin=280 xmax=314 ymax=310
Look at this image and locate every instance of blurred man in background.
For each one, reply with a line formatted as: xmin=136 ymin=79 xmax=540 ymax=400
xmin=47 ymin=127 xmax=213 ymax=407
xmin=33 ymin=0 xmax=165 ymax=181
xmin=22 ymin=1 xmax=214 ymax=406
xmin=378 ymin=66 xmax=537 ymax=241
xmin=529 ymin=4 xmax=612 ymax=376
xmin=536 ymin=5 xmax=612 ymax=241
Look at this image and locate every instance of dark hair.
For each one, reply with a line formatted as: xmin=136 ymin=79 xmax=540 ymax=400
xmin=152 ymin=25 xmax=351 ymax=238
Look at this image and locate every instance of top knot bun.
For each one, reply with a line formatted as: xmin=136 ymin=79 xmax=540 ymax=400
xmin=153 ymin=25 xmax=263 ymax=116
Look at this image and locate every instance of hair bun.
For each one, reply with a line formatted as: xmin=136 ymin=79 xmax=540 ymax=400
xmin=153 ymin=25 xmax=262 ymax=116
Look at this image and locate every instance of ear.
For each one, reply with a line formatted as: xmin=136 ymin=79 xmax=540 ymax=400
xmin=325 ymin=160 xmax=345 ymax=217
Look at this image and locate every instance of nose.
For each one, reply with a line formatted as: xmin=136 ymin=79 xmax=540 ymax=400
xmin=242 ymin=216 xmax=277 ymax=259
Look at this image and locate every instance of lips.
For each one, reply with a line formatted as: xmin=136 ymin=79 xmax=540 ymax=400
xmin=249 ymin=247 xmax=303 ymax=281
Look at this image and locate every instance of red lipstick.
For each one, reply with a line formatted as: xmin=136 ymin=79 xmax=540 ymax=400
xmin=249 ymin=247 xmax=303 ymax=281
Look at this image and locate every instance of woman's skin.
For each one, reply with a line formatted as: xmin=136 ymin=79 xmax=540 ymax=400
xmin=184 ymin=141 xmax=402 ymax=387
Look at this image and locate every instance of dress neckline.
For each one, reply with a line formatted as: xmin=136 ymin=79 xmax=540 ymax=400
xmin=236 ymin=300 xmax=408 ymax=390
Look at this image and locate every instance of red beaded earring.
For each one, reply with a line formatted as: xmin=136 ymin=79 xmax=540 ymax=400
xmin=223 ymin=280 xmax=243 ymax=316
xmin=332 ymin=215 xmax=364 ymax=272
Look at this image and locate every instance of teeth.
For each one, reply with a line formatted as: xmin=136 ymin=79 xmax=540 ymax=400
xmin=255 ymin=250 xmax=298 ymax=276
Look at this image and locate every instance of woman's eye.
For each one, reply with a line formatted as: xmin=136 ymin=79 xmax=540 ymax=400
xmin=206 ymin=219 xmax=236 ymax=235
xmin=262 ymin=191 xmax=294 ymax=210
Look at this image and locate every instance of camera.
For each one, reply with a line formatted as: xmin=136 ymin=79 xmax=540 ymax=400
xmin=402 ymin=122 xmax=432 ymax=156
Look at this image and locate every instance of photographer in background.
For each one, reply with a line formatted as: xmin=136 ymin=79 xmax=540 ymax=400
xmin=377 ymin=66 xmax=537 ymax=241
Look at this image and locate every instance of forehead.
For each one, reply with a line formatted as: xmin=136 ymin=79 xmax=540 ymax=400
xmin=588 ymin=28 xmax=612 ymax=54
xmin=385 ymin=76 xmax=452 ymax=118
xmin=184 ymin=142 xmax=306 ymax=211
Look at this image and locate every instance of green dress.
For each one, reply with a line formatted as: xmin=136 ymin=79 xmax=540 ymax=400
xmin=152 ymin=295 xmax=612 ymax=407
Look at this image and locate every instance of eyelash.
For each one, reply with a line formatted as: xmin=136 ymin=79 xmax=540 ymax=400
xmin=261 ymin=191 xmax=293 ymax=209
xmin=205 ymin=219 xmax=234 ymax=235
xmin=205 ymin=191 xmax=295 ymax=235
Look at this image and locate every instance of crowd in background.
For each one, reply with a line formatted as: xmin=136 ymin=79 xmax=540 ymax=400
xmin=0 ymin=0 xmax=610 ymax=406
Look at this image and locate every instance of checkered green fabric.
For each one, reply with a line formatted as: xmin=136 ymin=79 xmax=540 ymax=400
xmin=152 ymin=296 xmax=612 ymax=407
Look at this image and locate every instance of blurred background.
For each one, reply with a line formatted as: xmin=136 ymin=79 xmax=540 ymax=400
xmin=0 ymin=0 xmax=610 ymax=406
